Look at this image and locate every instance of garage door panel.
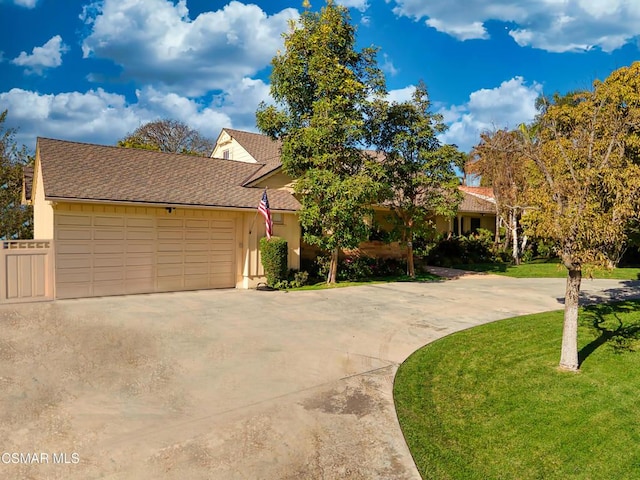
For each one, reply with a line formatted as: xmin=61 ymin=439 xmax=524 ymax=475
xmin=94 ymin=243 xmax=125 ymax=254
xmin=157 ymin=265 xmax=184 ymax=277
xmin=126 ymin=266 xmax=154 ymax=280
xmin=185 ymin=264 xmax=208 ymax=275
xmin=126 ymin=254 xmax=153 ymax=266
xmin=127 ymin=230 xmax=154 ymax=240
xmin=94 ymin=255 xmax=125 ymax=268
xmin=127 ymin=217 xmax=154 ymax=228
xmin=185 ymin=219 xmax=208 ymax=228
xmin=158 ymin=218 xmax=184 ymax=228
xmin=93 ymin=268 xmax=124 ymax=282
xmin=185 ymin=230 xmax=209 ymax=240
xmin=157 ymin=242 xmax=183 ymax=252
xmin=185 ymin=242 xmax=209 ymax=252
xmin=93 ymin=282 xmax=126 ymax=297
xmin=57 ymin=242 xmax=91 ymax=255
xmin=127 ymin=242 xmax=154 ymax=254
xmin=57 ymin=215 xmax=92 ymax=226
xmin=56 ymin=211 xmax=237 ymax=299
xmin=94 ymin=216 xmax=124 ymax=227
xmin=58 ymin=228 xmax=92 ymax=241
xmin=57 ymin=268 xmax=92 ymax=283
xmin=158 ymin=230 xmax=184 ymax=240
xmin=157 ymin=254 xmax=183 ymax=265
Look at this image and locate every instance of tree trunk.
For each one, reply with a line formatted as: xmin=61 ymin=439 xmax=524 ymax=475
xmin=511 ymin=212 xmax=520 ymax=265
xmin=327 ymin=247 xmax=339 ymax=284
xmin=559 ymin=267 xmax=582 ymax=371
xmin=407 ymin=228 xmax=415 ymax=278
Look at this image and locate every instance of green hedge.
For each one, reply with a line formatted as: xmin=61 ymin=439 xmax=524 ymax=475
xmin=260 ymin=236 xmax=288 ymax=287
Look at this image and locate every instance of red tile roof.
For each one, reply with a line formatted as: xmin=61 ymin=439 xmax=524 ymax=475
xmin=37 ymin=138 xmax=300 ymax=211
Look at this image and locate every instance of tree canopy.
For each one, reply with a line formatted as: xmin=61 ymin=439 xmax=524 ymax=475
xmin=256 ymin=0 xmax=387 ymax=283
xmin=523 ymin=64 xmax=640 ymax=370
xmin=118 ymin=119 xmax=214 ymax=156
xmin=368 ymin=81 xmax=464 ymax=276
xmin=0 ymin=110 xmax=33 ymax=240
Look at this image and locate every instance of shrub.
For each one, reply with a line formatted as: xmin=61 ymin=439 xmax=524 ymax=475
xmin=260 ymin=237 xmax=288 ymax=287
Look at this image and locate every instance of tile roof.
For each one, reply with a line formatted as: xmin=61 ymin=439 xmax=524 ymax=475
xmin=37 ymin=138 xmax=300 ymax=211
xmin=458 ymin=187 xmax=496 ymax=214
xmin=221 ymin=128 xmax=284 ymax=185
xmin=459 ymin=185 xmax=494 ymax=200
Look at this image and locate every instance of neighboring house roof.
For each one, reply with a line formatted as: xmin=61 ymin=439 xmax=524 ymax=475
xmin=35 ymin=138 xmax=300 ymax=211
xmin=22 ymin=166 xmax=34 ymax=204
xmin=220 ymin=128 xmax=284 ymax=186
xmin=458 ymin=186 xmax=496 ymax=214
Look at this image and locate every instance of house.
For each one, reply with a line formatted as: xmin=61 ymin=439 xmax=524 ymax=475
xmin=24 ymin=128 xmax=496 ymax=299
xmin=25 ymin=134 xmax=300 ymax=299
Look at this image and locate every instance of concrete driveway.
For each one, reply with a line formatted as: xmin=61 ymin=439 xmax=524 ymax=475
xmin=1 ymin=275 xmax=638 ymax=479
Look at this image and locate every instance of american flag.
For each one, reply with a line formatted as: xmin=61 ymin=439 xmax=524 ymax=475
xmin=258 ymin=189 xmax=273 ymax=239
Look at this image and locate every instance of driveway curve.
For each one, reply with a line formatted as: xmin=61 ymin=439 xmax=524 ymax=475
xmin=1 ymin=275 xmax=638 ymax=479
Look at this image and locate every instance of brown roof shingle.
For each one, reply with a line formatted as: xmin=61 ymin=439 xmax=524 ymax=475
xmin=37 ymin=138 xmax=300 ymax=211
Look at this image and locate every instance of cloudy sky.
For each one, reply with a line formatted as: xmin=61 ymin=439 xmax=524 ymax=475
xmin=0 ymin=0 xmax=638 ymax=153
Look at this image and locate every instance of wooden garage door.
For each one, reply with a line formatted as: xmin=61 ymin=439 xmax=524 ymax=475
xmin=55 ymin=212 xmax=236 ymax=299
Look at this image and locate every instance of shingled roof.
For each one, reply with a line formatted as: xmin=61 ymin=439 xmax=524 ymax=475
xmin=220 ymin=128 xmax=284 ymax=186
xmin=36 ymin=138 xmax=300 ymax=211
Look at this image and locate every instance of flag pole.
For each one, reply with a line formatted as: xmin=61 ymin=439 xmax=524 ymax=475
xmin=249 ymin=187 xmax=267 ymax=235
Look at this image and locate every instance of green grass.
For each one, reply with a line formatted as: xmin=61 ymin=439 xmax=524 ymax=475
xmin=287 ymin=272 xmax=440 ymax=291
xmin=453 ymin=260 xmax=640 ymax=280
xmin=394 ymin=300 xmax=640 ymax=480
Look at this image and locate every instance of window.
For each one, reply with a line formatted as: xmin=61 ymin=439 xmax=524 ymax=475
xmin=272 ymin=212 xmax=284 ymax=225
xmin=470 ymin=217 xmax=481 ymax=233
xmin=222 ymin=149 xmax=230 ymax=159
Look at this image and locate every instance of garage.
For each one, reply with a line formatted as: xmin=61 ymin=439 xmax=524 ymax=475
xmin=55 ymin=207 xmax=237 ymax=299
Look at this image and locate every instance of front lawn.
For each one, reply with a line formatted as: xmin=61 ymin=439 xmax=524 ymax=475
xmin=453 ymin=260 xmax=640 ymax=280
xmin=394 ymin=300 xmax=640 ymax=480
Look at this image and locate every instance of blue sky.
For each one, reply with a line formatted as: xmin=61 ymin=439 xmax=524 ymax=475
xmin=1 ymin=0 xmax=639 ymax=154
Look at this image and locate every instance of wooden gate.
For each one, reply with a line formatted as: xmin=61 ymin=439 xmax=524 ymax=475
xmin=0 ymin=240 xmax=54 ymax=304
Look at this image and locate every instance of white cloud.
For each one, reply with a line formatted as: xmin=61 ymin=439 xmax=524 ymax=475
xmin=381 ymin=53 xmax=399 ymax=77
xmin=0 ymin=84 xmax=274 ymax=151
xmin=80 ymin=0 xmax=298 ymax=96
xmin=438 ymin=76 xmax=542 ymax=152
xmin=336 ymin=0 xmax=369 ymax=12
xmin=11 ymin=35 xmax=69 ymax=75
xmin=11 ymin=0 xmax=38 ymax=7
xmin=386 ymin=85 xmax=415 ymax=104
xmin=389 ymin=0 xmax=640 ymax=52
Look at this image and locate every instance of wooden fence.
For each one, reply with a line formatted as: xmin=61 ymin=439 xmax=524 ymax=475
xmin=0 ymin=240 xmax=54 ymax=304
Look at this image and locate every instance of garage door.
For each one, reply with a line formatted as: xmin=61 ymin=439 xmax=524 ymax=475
xmin=55 ymin=211 xmax=236 ymax=299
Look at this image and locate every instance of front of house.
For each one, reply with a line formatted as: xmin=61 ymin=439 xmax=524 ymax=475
xmin=24 ymin=128 xmax=496 ymax=300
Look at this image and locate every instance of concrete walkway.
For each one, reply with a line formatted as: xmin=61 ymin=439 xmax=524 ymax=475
xmin=1 ymin=275 xmax=638 ymax=479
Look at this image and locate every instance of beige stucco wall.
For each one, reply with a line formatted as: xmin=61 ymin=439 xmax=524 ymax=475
xmin=32 ymin=153 xmax=54 ymax=239
xmin=239 ymin=210 xmax=301 ymax=288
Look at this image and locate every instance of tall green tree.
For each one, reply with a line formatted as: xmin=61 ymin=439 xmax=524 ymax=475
xmin=522 ymin=63 xmax=640 ymax=371
xmin=0 ymin=110 xmax=33 ymax=240
xmin=256 ymin=0 xmax=386 ymax=283
xmin=368 ymin=81 xmax=464 ymax=277
xmin=118 ymin=119 xmax=214 ymax=156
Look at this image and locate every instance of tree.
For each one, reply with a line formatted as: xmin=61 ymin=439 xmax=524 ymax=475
xmin=522 ymin=63 xmax=640 ymax=371
xmin=0 ymin=110 xmax=33 ymax=240
xmin=469 ymin=128 xmax=531 ymax=263
xmin=256 ymin=0 xmax=386 ymax=283
xmin=118 ymin=119 xmax=214 ymax=156
xmin=368 ymin=81 xmax=464 ymax=277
